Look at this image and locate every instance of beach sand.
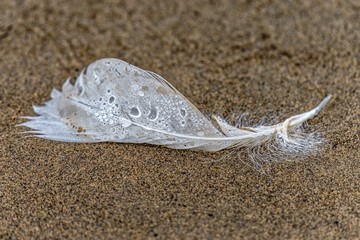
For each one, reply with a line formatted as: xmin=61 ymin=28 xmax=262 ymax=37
xmin=0 ymin=0 xmax=359 ymax=239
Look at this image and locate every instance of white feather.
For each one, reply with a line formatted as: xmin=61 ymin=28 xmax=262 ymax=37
xmin=20 ymin=58 xmax=331 ymax=157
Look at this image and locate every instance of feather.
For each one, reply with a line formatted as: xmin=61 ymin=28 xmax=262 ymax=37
xmin=19 ymin=58 xmax=331 ymax=157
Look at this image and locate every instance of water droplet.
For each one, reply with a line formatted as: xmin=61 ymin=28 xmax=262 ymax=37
xmin=148 ymin=108 xmax=158 ymax=120
xmin=180 ymin=109 xmax=186 ymax=117
xmin=109 ymin=96 xmax=115 ymax=103
xmin=107 ymin=89 xmax=111 ymax=93
xmin=129 ymin=107 xmax=141 ymax=117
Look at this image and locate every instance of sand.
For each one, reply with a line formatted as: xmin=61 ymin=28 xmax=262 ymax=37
xmin=0 ymin=0 xmax=359 ymax=239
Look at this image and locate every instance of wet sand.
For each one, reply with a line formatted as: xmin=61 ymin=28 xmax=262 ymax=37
xmin=0 ymin=0 xmax=359 ymax=239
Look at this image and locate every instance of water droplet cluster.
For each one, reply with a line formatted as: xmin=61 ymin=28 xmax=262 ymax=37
xmin=73 ymin=58 xmax=223 ymax=144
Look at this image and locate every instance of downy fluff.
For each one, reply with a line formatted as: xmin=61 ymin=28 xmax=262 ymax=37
xmin=20 ymin=58 xmax=331 ymax=159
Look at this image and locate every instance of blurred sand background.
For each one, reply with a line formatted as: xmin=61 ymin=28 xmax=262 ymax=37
xmin=0 ymin=0 xmax=359 ymax=239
